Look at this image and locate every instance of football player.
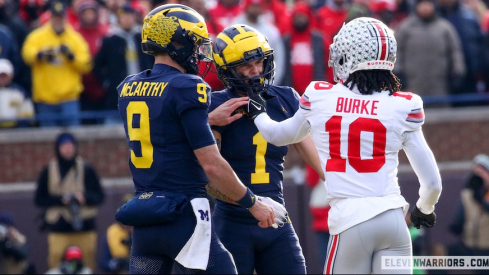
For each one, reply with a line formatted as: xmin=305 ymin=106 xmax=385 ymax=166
xmin=248 ymin=17 xmax=443 ymax=274
xmin=207 ymin=25 xmax=324 ymax=274
xmin=116 ymin=4 xmax=277 ymax=274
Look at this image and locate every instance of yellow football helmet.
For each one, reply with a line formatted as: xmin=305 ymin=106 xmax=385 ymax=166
xmin=141 ymin=4 xmax=212 ymax=75
xmin=213 ymin=25 xmax=275 ymax=93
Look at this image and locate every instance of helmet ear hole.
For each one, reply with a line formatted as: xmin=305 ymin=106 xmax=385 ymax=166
xmin=339 ymin=56 xmax=345 ymax=66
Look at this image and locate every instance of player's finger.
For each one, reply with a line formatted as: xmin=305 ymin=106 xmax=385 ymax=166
xmin=223 ymin=97 xmax=248 ymax=107
xmin=228 ymin=98 xmax=249 ymax=110
xmin=227 ymin=113 xmax=243 ymax=123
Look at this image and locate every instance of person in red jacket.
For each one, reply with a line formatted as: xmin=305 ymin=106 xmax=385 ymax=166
xmin=317 ymin=0 xmax=349 ymax=82
xmin=187 ymin=0 xmax=226 ymax=91
xmin=282 ymin=2 xmax=326 ymax=95
xmin=209 ymin=0 xmax=242 ymax=29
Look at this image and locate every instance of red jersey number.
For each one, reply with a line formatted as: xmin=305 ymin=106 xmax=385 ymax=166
xmin=314 ymin=81 xmax=334 ymax=90
xmin=325 ymin=116 xmax=387 ymax=173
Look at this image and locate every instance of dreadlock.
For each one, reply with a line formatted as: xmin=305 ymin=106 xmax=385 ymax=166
xmin=344 ymin=70 xmax=401 ymax=95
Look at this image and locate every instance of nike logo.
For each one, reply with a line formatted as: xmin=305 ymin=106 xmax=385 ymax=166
xmin=250 ymin=101 xmax=262 ymax=111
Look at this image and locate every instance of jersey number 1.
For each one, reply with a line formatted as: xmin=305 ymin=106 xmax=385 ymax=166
xmin=325 ymin=116 xmax=386 ymax=173
xmin=251 ymin=133 xmax=270 ymax=184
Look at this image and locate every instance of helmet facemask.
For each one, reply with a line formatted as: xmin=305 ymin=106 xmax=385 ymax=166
xmin=213 ymin=25 xmax=275 ymax=95
xmin=167 ymin=31 xmax=213 ymax=76
xmin=219 ymin=49 xmax=275 ymax=94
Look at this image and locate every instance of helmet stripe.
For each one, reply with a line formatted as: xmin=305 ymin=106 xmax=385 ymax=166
xmin=372 ymin=22 xmax=387 ymax=61
xmin=167 ymin=10 xmax=201 ymax=23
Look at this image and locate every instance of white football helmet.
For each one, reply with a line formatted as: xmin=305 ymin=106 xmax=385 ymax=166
xmin=329 ymin=17 xmax=397 ymax=83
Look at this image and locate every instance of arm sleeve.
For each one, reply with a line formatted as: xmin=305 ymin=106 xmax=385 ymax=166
xmin=254 ymin=110 xmax=310 ymax=146
xmin=402 ymin=129 xmax=442 ymax=214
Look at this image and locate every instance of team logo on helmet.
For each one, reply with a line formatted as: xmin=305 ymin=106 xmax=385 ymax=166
xmin=141 ymin=4 xmax=212 ymax=75
xmin=142 ymin=15 xmax=179 ymax=47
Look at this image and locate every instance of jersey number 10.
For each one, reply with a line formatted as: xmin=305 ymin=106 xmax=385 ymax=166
xmin=325 ymin=116 xmax=386 ymax=173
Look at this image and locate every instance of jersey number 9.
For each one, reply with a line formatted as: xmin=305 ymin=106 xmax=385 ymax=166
xmin=127 ymin=101 xmax=153 ymax=168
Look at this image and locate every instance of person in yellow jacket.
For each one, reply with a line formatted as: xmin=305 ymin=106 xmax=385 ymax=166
xmin=21 ymin=1 xmax=91 ymax=127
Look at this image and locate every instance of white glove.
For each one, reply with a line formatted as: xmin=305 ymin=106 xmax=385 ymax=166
xmin=256 ymin=196 xmax=289 ymax=228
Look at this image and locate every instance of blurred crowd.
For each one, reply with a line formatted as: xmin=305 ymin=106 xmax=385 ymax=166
xmin=1 ymin=0 xmax=489 ymax=128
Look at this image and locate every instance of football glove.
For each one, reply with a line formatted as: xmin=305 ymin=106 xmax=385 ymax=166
xmin=256 ymin=195 xmax=289 ymax=228
xmin=410 ymin=206 xmax=436 ymax=229
xmin=246 ymin=91 xmax=267 ymax=119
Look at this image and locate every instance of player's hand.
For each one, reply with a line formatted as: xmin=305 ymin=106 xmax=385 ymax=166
xmin=208 ymin=97 xmax=249 ymax=126
xmin=410 ymin=206 xmax=436 ymax=229
xmin=245 ymin=89 xmax=267 ymax=119
xmin=248 ymin=199 xmax=276 ymax=228
xmin=256 ymin=196 xmax=289 ymax=228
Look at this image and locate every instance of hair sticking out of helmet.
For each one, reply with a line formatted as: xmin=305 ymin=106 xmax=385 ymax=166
xmin=141 ymin=4 xmax=213 ymax=76
xmin=212 ymin=24 xmax=275 ymax=95
xmin=329 ymin=17 xmax=397 ymax=84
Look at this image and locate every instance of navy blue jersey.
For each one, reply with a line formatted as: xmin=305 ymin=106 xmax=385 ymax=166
xmin=210 ymin=86 xmax=300 ymax=222
xmin=118 ymin=64 xmax=215 ymax=197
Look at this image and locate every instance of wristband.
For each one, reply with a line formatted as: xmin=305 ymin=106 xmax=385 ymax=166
xmin=236 ymin=188 xmax=256 ymax=208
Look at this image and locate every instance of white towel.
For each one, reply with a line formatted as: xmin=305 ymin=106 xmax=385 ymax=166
xmin=175 ymin=198 xmax=212 ymax=270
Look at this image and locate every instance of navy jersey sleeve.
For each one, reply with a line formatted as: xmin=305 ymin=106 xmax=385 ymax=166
xmin=170 ymin=76 xmax=216 ymax=150
xmin=274 ymin=86 xmax=300 ymax=115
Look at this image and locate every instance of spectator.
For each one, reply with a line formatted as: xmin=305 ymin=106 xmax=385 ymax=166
xmin=233 ymin=0 xmax=286 ymax=85
xmin=0 ymin=0 xmax=30 ymax=52
xmin=283 ymin=1 xmax=326 ymax=95
xmin=438 ymin=0 xmax=485 ymax=106
xmin=209 ymin=0 xmax=242 ymax=28
xmin=0 ymin=24 xmax=22 ymax=82
xmin=0 ymin=59 xmax=34 ymax=128
xmin=395 ymin=0 xmax=466 ymax=104
xmin=259 ymin=0 xmax=292 ymax=35
xmin=21 ymin=1 xmax=91 ymax=127
xmin=34 ymin=132 xmax=105 ymax=271
xmin=93 ymin=4 xmax=153 ymax=124
xmin=448 ymin=154 xmax=489 ymax=257
xmin=74 ymin=1 xmax=109 ymax=124
xmin=305 ymin=164 xmax=331 ymax=266
xmin=317 ymin=0 xmax=349 ymax=82
xmin=0 ymin=212 xmax=35 ymax=274
xmin=39 ymin=0 xmax=84 ymax=27
xmin=369 ymin=0 xmax=405 ymax=29
xmin=0 ymin=0 xmax=31 ymax=91
xmin=98 ymin=194 xmax=133 ymax=274
xmin=346 ymin=0 xmax=372 ymax=22
xmin=19 ymin=0 xmax=45 ymax=29
xmin=186 ymin=0 xmax=226 ymax=91
xmin=45 ymin=245 xmax=93 ymax=274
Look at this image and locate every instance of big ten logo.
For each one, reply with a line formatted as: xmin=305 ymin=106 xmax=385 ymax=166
xmin=198 ymin=210 xmax=209 ymax=221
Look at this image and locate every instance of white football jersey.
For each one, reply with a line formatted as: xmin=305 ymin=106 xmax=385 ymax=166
xmin=299 ymin=81 xmax=425 ymax=234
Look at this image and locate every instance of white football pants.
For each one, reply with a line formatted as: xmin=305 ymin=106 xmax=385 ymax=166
xmin=324 ymin=208 xmax=412 ymax=274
